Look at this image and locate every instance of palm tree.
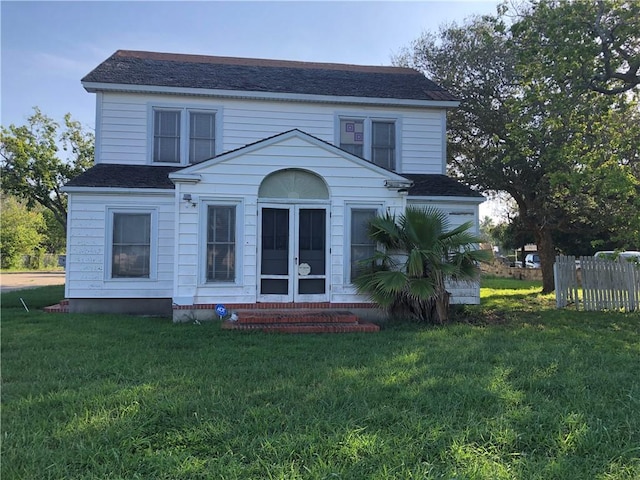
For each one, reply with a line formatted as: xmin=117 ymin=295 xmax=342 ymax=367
xmin=354 ymin=206 xmax=491 ymax=324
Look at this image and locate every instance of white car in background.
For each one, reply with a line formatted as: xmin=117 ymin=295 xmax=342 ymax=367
xmin=525 ymin=253 xmax=541 ymax=268
xmin=594 ymin=251 xmax=640 ymax=263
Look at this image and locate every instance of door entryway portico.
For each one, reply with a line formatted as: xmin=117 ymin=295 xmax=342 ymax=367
xmin=257 ymin=169 xmax=330 ymax=303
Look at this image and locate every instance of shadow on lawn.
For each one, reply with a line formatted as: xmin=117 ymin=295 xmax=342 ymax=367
xmin=448 ymin=291 xmax=553 ymax=326
xmin=3 ymin=286 xmax=638 ymax=479
xmin=325 ymin=318 xmax=639 ymax=479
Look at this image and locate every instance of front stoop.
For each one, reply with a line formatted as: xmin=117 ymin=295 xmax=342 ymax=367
xmin=221 ymin=309 xmax=380 ymax=334
xmin=44 ymin=299 xmax=69 ymax=313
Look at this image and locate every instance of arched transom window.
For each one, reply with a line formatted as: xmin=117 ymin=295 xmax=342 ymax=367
xmin=258 ymin=169 xmax=329 ymax=199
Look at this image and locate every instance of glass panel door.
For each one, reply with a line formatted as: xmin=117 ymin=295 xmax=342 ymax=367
xmin=258 ymin=205 xmax=328 ymax=302
xmin=260 ymin=207 xmax=290 ymax=298
xmin=296 ymin=208 xmax=326 ymax=297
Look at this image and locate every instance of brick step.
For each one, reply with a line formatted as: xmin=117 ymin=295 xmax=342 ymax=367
xmin=222 ymin=322 xmax=380 ymax=334
xmin=222 ymin=309 xmax=379 ymax=333
xmin=232 ymin=309 xmax=359 ymax=325
xmin=44 ymin=301 xmax=69 ymax=313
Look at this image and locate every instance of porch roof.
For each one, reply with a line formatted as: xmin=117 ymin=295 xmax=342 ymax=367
xmin=64 ymin=164 xmax=181 ymax=189
xmin=65 ymin=164 xmax=482 ymax=198
xmin=402 ymin=174 xmax=484 ymax=198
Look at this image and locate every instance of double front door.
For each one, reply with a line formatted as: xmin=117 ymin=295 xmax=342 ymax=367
xmin=258 ymin=205 xmax=328 ymax=302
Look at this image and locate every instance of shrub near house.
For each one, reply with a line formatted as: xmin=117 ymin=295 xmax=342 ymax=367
xmin=354 ymin=206 xmax=490 ymax=324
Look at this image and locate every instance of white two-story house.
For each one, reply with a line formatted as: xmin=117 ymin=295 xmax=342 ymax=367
xmin=63 ymin=50 xmax=484 ymax=320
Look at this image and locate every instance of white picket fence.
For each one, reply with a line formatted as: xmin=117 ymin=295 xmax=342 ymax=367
xmin=555 ymin=255 xmax=640 ymax=312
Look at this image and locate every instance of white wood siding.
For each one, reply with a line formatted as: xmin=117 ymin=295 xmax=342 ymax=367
xmin=97 ymin=95 xmax=148 ymax=164
xmin=173 ymin=135 xmax=405 ymax=305
xmin=65 ymin=192 xmax=175 ymax=299
xmin=66 ymin=137 xmax=481 ymax=306
xmin=401 ymin=110 xmax=445 ymax=174
xmin=408 ymin=198 xmax=482 ymax=304
xmin=96 ymin=92 xmax=445 ymax=174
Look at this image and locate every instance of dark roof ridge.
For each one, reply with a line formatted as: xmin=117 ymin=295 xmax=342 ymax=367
xmin=112 ymin=49 xmax=420 ymax=75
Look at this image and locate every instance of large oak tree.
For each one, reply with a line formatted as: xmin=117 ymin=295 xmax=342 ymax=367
xmin=396 ymin=1 xmax=639 ymax=293
xmin=515 ymin=0 xmax=640 ymax=95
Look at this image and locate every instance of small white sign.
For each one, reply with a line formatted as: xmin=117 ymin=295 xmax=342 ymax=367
xmin=298 ymin=263 xmax=311 ymax=276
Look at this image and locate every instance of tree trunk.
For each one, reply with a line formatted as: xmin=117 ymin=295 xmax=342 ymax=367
xmin=535 ymin=227 xmax=556 ymax=294
xmin=433 ymin=274 xmax=450 ymax=324
xmin=434 ymin=290 xmax=451 ymax=324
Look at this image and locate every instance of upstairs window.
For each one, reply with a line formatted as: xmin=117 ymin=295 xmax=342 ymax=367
xmin=189 ymin=112 xmax=216 ymax=163
xmin=372 ymin=121 xmax=396 ymax=170
xmin=153 ymin=110 xmax=181 ymax=163
xmin=152 ymin=107 xmax=217 ymax=164
xmin=340 ymin=119 xmax=364 ymax=157
xmin=338 ymin=116 xmax=398 ymax=171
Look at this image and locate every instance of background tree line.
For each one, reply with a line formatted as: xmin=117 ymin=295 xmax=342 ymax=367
xmin=1 ymin=108 xmax=93 ymax=269
xmin=395 ymin=0 xmax=639 ymax=292
xmin=2 ymin=1 xmax=638 ymax=288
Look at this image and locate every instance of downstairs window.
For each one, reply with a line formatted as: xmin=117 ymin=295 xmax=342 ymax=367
xmin=111 ymin=212 xmax=151 ymax=278
xmin=206 ymin=205 xmax=236 ymax=282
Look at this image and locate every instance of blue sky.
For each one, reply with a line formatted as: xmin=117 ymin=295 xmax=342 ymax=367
xmin=1 ymin=0 xmax=499 ymax=130
xmin=2 ymin=0 xmax=504 ymax=217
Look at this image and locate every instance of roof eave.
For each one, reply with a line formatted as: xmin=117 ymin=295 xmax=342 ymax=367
xmin=81 ymin=81 xmax=460 ymax=108
xmin=408 ymin=195 xmax=485 ymax=204
xmin=63 ymin=186 xmax=175 ymax=194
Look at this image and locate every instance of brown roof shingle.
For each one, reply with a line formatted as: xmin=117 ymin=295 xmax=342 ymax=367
xmin=65 ymin=164 xmax=181 ymax=189
xmin=402 ymin=173 xmax=483 ymax=198
xmin=66 ymin=164 xmax=482 ymax=199
xmin=82 ymin=50 xmax=458 ymax=102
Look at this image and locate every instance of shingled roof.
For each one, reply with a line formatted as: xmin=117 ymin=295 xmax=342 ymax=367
xmin=82 ymin=50 xmax=458 ymax=102
xmin=402 ymin=174 xmax=483 ymax=198
xmin=65 ymin=164 xmax=181 ymax=189
xmin=66 ymin=164 xmax=481 ymax=199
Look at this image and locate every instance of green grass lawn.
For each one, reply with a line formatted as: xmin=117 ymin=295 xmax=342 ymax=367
xmin=2 ymin=279 xmax=639 ymax=479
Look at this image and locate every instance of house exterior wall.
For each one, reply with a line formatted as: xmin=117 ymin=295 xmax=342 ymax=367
xmin=95 ymin=92 xmax=446 ymax=174
xmin=172 ymin=135 xmax=406 ymax=306
xmin=64 ymin=135 xmax=414 ymax=309
xmin=66 ymin=79 xmax=485 ymax=313
xmin=407 ymin=198 xmax=479 ymax=232
xmin=407 ymin=197 xmax=482 ymax=304
xmin=65 ymin=191 xmax=175 ymax=301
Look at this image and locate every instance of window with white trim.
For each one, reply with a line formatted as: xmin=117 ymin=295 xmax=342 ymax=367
xmin=153 ymin=110 xmax=181 ymax=163
xmin=111 ymin=212 xmax=152 ymax=278
xmin=339 ymin=118 xmax=364 ymax=157
xmin=206 ymin=205 xmax=236 ymax=282
xmin=349 ymin=207 xmax=379 ymax=282
xmin=152 ymin=107 xmax=217 ymax=164
xmin=371 ymin=121 xmax=396 ymax=170
xmin=189 ymin=111 xmax=216 ymax=163
xmin=338 ymin=117 xmax=398 ymax=170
